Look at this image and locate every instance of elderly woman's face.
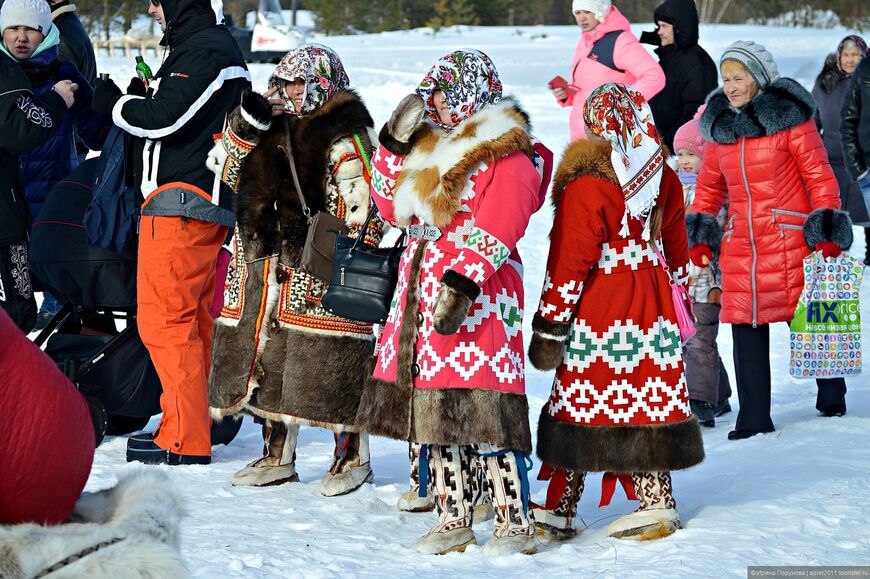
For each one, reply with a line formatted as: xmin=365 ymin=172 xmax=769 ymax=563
xmin=840 ymin=44 xmax=863 ymax=76
xmin=721 ymin=60 xmax=759 ymax=109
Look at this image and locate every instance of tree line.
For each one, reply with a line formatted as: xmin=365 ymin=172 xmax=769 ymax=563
xmin=66 ymin=0 xmax=868 ymax=40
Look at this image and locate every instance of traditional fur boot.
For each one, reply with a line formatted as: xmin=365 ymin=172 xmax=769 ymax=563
xmin=470 ymin=452 xmax=494 ymax=523
xmin=231 ymin=420 xmax=300 ymax=487
xmin=480 ymin=449 xmax=537 ymax=556
xmin=412 ymin=445 xmax=476 ymax=555
xmin=397 ymin=443 xmax=435 ymax=512
xmin=320 ymin=432 xmax=374 ymax=497
xmin=532 ymin=469 xmax=586 ymax=543
xmin=605 ymin=471 xmax=680 ymax=541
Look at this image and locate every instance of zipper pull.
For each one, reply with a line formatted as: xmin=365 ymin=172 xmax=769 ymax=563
xmin=340 ymin=266 xmax=345 ymax=286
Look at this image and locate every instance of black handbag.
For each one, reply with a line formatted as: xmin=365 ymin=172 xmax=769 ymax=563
xmin=321 ymin=206 xmax=406 ymax=324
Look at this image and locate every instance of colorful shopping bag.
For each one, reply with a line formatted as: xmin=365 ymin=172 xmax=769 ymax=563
xmin=789 ymin=251 xmax=863 ymax=378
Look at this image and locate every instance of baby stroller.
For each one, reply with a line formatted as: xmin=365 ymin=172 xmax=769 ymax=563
xmin=29 ymin=158 xmax=241 ymax=447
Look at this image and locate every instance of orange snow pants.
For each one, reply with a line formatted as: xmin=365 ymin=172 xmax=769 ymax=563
xmin=138 ymin=215 xmax=226 ymax=457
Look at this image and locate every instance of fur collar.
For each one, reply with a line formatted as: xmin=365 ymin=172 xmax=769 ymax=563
xmin=237 ymin=89 xmax=373 ymax=257
xmin=700 ymin=77 xmax=816 ymax=144
xmin=392 ymin=97 xmax=534 ymax=228
xmin=550 ymin=140 xmax=616 ymax=210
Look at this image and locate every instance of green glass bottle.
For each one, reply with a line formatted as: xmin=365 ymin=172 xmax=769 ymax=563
xmin=135 ymin=56 xmax=153 ymax=86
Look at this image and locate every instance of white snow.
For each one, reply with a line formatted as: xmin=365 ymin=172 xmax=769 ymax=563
xmin=83 ymin=24 xmax=870 ymax=577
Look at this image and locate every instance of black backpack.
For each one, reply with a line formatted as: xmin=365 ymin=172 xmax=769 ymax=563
xmin=83 ymin=126 xmax=138 ymax=259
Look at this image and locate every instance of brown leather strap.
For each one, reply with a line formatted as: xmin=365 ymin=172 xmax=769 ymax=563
xmin=277 ymin=116 xmax=311 ymax=221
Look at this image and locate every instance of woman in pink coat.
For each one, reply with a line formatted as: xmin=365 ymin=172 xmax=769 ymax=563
xmin=355 ymin=49 xmax=553 ymax=556
xmin=552 ymin=0 xmax=665 ymax=141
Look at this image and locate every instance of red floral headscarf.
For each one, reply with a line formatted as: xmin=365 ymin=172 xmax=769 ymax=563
xmin=268 ymin=44 xmax=350 ymax=115
xmin=584 ymin=83 xmax=664 ymax=239
xmin=416 ymin=49 xmax=503 ymax=130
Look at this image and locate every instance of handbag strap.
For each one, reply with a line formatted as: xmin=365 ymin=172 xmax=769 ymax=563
xmin=640 ymin=217 xmax=676 ymax=286
xmin=278 ymin=116 xmax=312 ymax=221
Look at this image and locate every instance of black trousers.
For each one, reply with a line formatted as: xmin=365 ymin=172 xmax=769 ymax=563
xmin=732 ymin=324 xmax=847 ymax=431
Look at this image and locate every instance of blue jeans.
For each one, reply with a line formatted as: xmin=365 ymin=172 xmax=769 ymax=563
xmin=860 ymin=174 xmax=870 ymax=217
xmin=39 ymin=291 xmax=63 ymax=315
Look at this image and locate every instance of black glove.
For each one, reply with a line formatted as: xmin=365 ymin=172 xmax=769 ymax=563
xmin=92 ymin=77 xmax=123 ymax=116
xmin=126 ymin=76 xmax=147 ymax=97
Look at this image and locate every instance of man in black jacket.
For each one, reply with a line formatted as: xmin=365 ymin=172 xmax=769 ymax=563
xmin=640 ymin=0 xmax=718 ymax=152
xmin=92 ymin=0 xmax=250 ymax=466
xmin=842 ymin=55 xmax=870 ymax=208
xmin=0 ymin=33 xmax=75 ymax=332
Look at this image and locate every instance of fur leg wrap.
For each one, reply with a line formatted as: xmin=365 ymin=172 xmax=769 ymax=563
xmin=481 ymin=450 xmax=535 ymax=538
xmin=804 ymin=208 xmax=853 ymax=251
xmin=432 ymin=272 xmax=479 ymax=335
xmin=686 ymin=212 xmax=723 ymax=254
xmin=528 ymin=313 xmax=571 ymax=371
xmin=632 ymin=471 xmax=676 ymax=510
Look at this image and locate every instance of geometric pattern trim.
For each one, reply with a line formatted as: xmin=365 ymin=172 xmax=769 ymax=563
xmin=547 ymin=373 xmax=690 ymax=424
xmin=563 ymin=316 xmax=682 ymax=374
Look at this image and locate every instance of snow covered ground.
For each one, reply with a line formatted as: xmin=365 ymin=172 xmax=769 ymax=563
xmin=82 ymin=23 xmax=870 ymax=577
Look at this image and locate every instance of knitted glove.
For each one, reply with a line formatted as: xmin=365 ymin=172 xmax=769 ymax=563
xmin=528 ymin=314 xmax=570 ymax=371
xmin=804 ymin=209 xmax=853 ymax=256
xmin=92 ymin=77 xmax=123 ymax=116
xmin=432 ymin=270 xmax=480 ymax=335
xmin=379 ymin=93 xmax=425 ymax=156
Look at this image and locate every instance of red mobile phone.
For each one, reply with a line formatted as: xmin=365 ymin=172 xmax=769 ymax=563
xmin=548 ymin=75 xmax=569 ymax=91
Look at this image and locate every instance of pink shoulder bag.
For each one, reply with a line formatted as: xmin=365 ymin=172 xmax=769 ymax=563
xmin=649 ymin=240 xmax=697 ymax=347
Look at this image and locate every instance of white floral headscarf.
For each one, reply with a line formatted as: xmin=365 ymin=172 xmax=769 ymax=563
xmin=584 ymin=83 xmax=664 ymax=239
xmin=268 ymin=44 xmax=350 ymax=115
xmin=416 ymin=48 xmax=503 ymax=130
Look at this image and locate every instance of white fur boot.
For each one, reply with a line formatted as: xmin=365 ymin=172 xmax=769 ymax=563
xmin=533 ymin=469 xmax=586 ymax=543
xmin=397 ymin=443 xmax=434 ymax=512
xmin=320 ymin=432 xmax=374 ymax=497
xmin=480 ymin=449 xmax=536 ymax=556
xmin=231 ymin=421 xmax=300 ymax=487
xmin=605 ymin=471 xmax=680 ymax=541
xmin=412 ymin=445 xmax=476 ymax=555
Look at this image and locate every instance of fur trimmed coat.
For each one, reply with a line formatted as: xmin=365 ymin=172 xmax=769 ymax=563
xmin=208 ymin=90 xmax=383 ymax=430
xmin=693 ymin=78 xmax=841 ymax=326
xmin=529 ymin=140 xmax=704 ymax=473
xmin=354 ymin=98 xmax=553 ymax=452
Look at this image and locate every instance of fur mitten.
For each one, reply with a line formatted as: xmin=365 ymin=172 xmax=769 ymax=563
xmin=433 ymin=270 xmax=480 ymax=335
xmin=528 ymin=314 xmax=570 ymax=371
xmin=238 ymin=89 xmax=273 ymax=134
xmin=379 ymin=93 xmax=425 ymax=156
xmin=804 ymin=209 xmax=853 ymax=255
xmin=686 ymin=212 xmax=723 ymax=254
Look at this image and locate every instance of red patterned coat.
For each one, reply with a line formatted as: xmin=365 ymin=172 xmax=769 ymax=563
xmin=355 ymin=98 xmax=553 ymax=451
xmin=529 ymin=140 xmax=704 ymax=474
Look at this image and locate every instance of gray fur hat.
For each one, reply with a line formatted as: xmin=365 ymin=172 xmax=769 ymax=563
xmin=720 ymin=40 xmax=780 ymax=88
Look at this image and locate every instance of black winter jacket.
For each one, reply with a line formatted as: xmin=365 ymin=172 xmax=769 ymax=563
xmin=842 ymin=55 xmax=870 ymax=181
xmin=113 ymin=0 xmax=250 ymax=228
xmin=51 ymin=1 xmax=97 ymax=86
xmin=641 ymin=0 xmax=718 ymax=151
xmin=0 ymin=52 xmax=67 ymax=246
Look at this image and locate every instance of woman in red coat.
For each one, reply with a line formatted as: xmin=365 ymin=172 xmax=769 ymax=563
xmin=691 ymin=41 xmax=850 ymax=439
xmin=529 ymin=83 xmax=704 ymax=542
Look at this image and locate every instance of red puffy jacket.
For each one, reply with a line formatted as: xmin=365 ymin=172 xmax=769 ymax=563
xmin=693 ymin=80 xmax=840 ymax=326
xmin=0 ymin=309 xmax=94 ymax=524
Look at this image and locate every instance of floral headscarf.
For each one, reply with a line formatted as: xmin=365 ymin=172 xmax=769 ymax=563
xmin=416 ymin=49 xmax=503 ymax=130
xmin=268 ymin=44 xmax=350 ymax=115
xmin=584 ymin=83 xmax=665 ymax=240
